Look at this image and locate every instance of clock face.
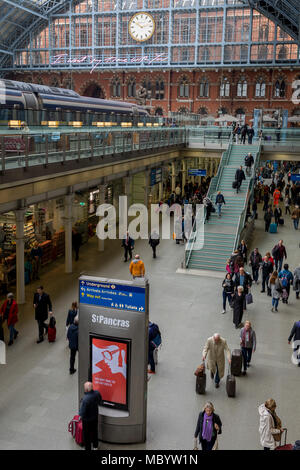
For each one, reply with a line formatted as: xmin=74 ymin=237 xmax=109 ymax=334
xmin=129 ymin=13 xmax=155 ymax=42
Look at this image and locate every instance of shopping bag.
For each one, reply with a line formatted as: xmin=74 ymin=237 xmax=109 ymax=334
xmin=246 ymin=292 xmax=253 ymax=305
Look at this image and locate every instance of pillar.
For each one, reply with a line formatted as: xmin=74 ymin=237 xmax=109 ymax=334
xmin=97 ymin=185 xmax=106 ymax=252
xmin=15 ymin=208 xmax=26 ymax=305
xmin=182 ymin=160 xmax=187 ymax=189
xmin=124 ymin=175 xmax=132 ymax=207
xmin=64 ymin=194 xmax=73 ymax=274
xmin=144 ymin=170 xmax=150 ymax=208
xmin=171 ymin=161 xmax=176 ymax=192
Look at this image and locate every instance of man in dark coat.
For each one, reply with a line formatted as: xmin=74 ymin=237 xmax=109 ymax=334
xmin=234 ymin=267 xmax=252 ymax=310
xmin=149 ymin=230 xmax=160 ymax=258
xmin=261 ymin=255 xmax=274 ymax=293
xmin=232 ymin=286 xmax=245 ymax=329
xmin=79 ymin=382 xmax=102 ymax=451
xmin=67 ymin=315 xmax=78 ymax=374
xmin=235 ymin=166 xmax=246 ymax=193
xmin=272 ymin=239 xmax=287 ymax=272
xmin=72 ymin=228 xmax=82 ymax=261
xmin=264 ymin=207 xmax=273 ymax=232
xmin=249 ymin=248 xmax=262 ymax=284
xmin=33 ymin=286 xmax=52 ymax=344
xmin=288 ymin=320 xmax=300 ymax=367
xmin=121 ymin=231 xmax=134 ymax=262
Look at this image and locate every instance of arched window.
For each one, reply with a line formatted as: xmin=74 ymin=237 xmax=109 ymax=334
xmin=155 ymin=107 xmax=164 ymax=116
xmin=218 ymin=107 xmax=228 ymax=115
xmin=259 ymin=24 xmax=269 ymax=42
xmin=278 ymin=46 xmax=287 ymax=61
xmin=255 ymin=78 xmax=266 ymax=97
xmin=198 ymin=107 xmax=208 ymax=116
xmin=200 ymin=47 xmax=210 ymax=63
xmin=111 ymin=77 xmax=121 ymax=98
xmin=178 ymin=77 xmax=189 ymax=98
xmin=83 ymin=83 xmax=105 ymax=98
xmin=236 ymin=108 xmax=245 ymax=125
xmin=155 ymin=80 xmax=164 ymax=100
xmin=178 ymin=107 xmax=188 ymax=114
xmin=237 ymin=79 xmax=247 ymax=97
xmin=142 ymin=79 xmax=153 ymax=99
xmin=274 ymin=79 xmax=286 ymax=98
xmin=127 ymin=77 xmax=136 ymax=98
xmin=220 ymin=78 xmax=230 ymax=97
xmin=199 ymin=79 xmax=209 ymax=97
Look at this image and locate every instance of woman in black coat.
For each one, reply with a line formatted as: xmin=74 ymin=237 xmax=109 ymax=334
xmin=194 ymin=402 xmax=222 ymax=451
xmin=238 ymin=239 xmax=248 ymax=264
xmin=232 ymin=286 xmax=245 ymax=329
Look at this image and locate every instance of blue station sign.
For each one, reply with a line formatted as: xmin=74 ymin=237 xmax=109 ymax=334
xmin=188 ymin=169 xmax=207 ymax=176
xmin=291 ymin=174 xmax=300 ymax=182
xmin=79 ymin=279 xmax=146 ymax=312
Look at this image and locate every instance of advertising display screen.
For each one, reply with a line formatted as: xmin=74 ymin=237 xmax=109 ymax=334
xmin=90 ymin=335 xmax=130 ymax=411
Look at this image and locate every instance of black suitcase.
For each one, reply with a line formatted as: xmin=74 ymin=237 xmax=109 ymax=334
xmin=231 ymin=349 xmax=243 ymax=376
xmin=195 ymin=373 xmax=206 ymax=395
xmin=232 ymin=181 xmax=238 ymax=189
xmin=279 ymin=218 xmax=284 ymax=225
xmin=226 ymin=374 xmax=236 ymax=397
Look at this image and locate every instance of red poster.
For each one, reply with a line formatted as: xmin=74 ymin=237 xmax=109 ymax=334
xmin=91 ymin=337 xmax=128 ymax=408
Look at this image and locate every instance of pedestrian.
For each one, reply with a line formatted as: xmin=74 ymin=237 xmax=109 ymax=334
xmin=258 ymin=399 xmax=283 ymax=450
xmin=33 ymin=286 xmax=52 ymax=344
xmin=272 ymin=240 xmax=287 ymax=272
xmin=225 ymin=258 xmax=232 ymax=275
xmin=252 ymin=199 xmax=258 ymax=220
xmin=278 ymin=264 xmax=293 ymax=304
xmin=249 ymin=248 xmax=262 ymax=284
xmin=238 ymin=239 xmax=248 ymax=265
xmin=263 ymin=191 xmax=270 ymax=212
xmin=202 ymin=333 xmax=231 ymax=389
xmin=273 ymin=205 xmax=282 ymax=225
xmin=72 ymin=228 xmax=82 ymax=261
xmin=31 ymin=241 xmax=43 ymax=280
xmin=232 ymin=285 xmax=245 ymax=328
xmin=235 ymin=166 xmax=246 ymax=193
xmin=203 ymin=195 xmax=213 ymax=222
xmin=215 ymin=191 xmax=226 ymax=217
xmin=293 ymin=264 xmax=300 ymax=300
xmin=148 ymin=321 xmax=161 ymax=374
xmin=288 ymin=319 xmax=300 ymax=367
xmin=122 ymin=231 xmax=134 ymax=262
xmin=129 ymin=254 xmax=145 ymax=279
xmin=240 ymin=320 xmax=256 ymax=375
xmin=247 ymin=125 xmax=255 ymax=145
xmin=273 ymin=187 xmax=281 ymax=207
xmin=0 ymin=293 xmax=19 ymax=346
xmin=234 ymin=124 xmax=241 ymax=144
xmin=193 ymin=402 xmax=222 ymax=451
xmin=241 ymin=124 xmax=248 ymax=145
xmin=291 ymin=205 xmax=300 ymax=230
xmin=221 ymin=273 xmax=234 ymax=314
xmin=66 ymin=301 xmax=79 ymax=328
xmin=244 ymin=152 xmax=254 ymax=175
xmin=148 ymin=230 xmax=160 ymax=259
xmin=264 ymin=207 xmax=273 ymax=232
xmin=67 ymin=315 xmax=78 ymax=374
xmin=269 ymin=271 xmax=282 ymax=312
xmin=48 ymin=312 xmax=56 ymax=343
xmin=284 ymin=195 xmax=291 ymax=215
xmin=234 ymin=267 xmax=252 ymax=297
xmin=79 ymin=381 xmax=102 ymax=451
xmin=260 ymin=255 xmax=274 ymax=293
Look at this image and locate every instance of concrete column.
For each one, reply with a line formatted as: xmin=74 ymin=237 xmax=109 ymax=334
xmin=124 ymin=175 xmax=132 ymax=207
xmin=182 ymin=160 xmax=187 ymax=188
xmin=144 ymin=170 xmax=150 ymax=208
xmin=97 ymin=185 xmax=106 ymax=252
xmin=171 ymin=162 xmax=176 ymax=192
xmin=15 ymin=209 xmax=26 ymax=305
xmin=64 ymin=194 xmax=73 ymax=274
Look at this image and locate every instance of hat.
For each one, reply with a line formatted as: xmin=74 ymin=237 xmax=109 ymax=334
xmin=7 ymin=292 xmax=14 ymax=299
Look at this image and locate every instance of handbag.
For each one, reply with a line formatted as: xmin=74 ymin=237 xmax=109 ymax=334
xmin=246 ymin=292 xmax=253 ymax=305
xmin=212 ymin=437 xmax=219 ymax=450
xmin=211 ymin=206 xmax=216 ymax=213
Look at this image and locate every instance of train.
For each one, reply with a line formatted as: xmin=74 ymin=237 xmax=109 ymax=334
xmin=0 ymin=79 xmax=150 ymax=127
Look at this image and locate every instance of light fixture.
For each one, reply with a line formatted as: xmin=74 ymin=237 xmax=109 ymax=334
xmin=8 ymin=120 xmax=22 ymax=129
xmin=48 ymin=121 xmax=59 ymax=128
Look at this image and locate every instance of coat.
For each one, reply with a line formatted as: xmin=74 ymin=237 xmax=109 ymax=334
xmin=129 ymin=259 xmax=145 ymax=277
xmin=234 ymin=272 xmax=252 ymax=294
xmin=0 ymin=299 xmax=18 ymax=327
xmin=288 ymin=321 xmax=300 ymax=342
xmin=33 ymin=292 xmax=52 ymax=321
xmin=202 ymin=336 xmax=231 ymax=379
xmin=194 ymin=412 xmax=222 ymax=444
xmin=232 ymin=292 xmax=245 ymax=327
xmin=249 ymin=251 xmax=262 ymax=269
xmin=67 ymin=323 xmax=78 ymax=350
xmin=258 ymin=404 xmax=281 ymax=449
xmin=293 ymin=267 xmax=300 ymax=291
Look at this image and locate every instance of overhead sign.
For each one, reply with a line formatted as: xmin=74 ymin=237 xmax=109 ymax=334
xmin=150 ymin=168 xmax=162 ymax=186
xmin=79 ymin=279 xmax=145 ymax=312
xmin=291 ymin=174 xmax=300 ymax=182
xmin=188 ymin=169 xmax=207 ymax=176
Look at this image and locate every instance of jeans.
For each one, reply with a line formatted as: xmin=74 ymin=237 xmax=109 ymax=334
xmin=241 ymin=347 xmax=253 ymax=371
xmin=201 ymin=438 xmax=216 ymax=451
xmin=275 ymin=258 xmax=283 ymax=272
xmin=82 ymin=419 xmax=98 ymax=451
xmin=272 ymin=298 xmax=279 ymax=309
xmin=217 ymin=203 xmax=222 ymax=216
xmin=293 ymin=219 xmax=299 ymax=230
xmin=252 ymin=267 xmax=259 ymax=283
xmin=285 ymin=207 xmax=291 ymax=215
xmin=8 ymin=324 xmax=17 ymax=342
xmin=261 ymin=275 xmax=268 ymax=292
xmin=37 ymin=319 xmax=48 ymax=340
xmin=222 ymin=291 xmax=232 ymax=310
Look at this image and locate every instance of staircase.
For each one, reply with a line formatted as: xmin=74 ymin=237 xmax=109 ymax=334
xmin=186 ymin=143 xmax=260 ymax=272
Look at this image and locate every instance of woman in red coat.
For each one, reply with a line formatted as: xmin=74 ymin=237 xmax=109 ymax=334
xmin=0 ymin=293 xmax=19 ymax=346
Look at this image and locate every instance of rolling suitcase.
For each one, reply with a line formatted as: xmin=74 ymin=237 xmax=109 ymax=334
xmin=275 ymin=429 xmax=293 ymax=451
xmin=269 ymin=223 xmax=277 ymax=233
xmin=279 ymin=218 xmax=284 ymax=225
xmin=232 ymin=181 xmax=238 ymax=189
xmin=231 ymin=349 xmax=242 ymax=376
xmin=68 ymin=415 xmax=83 ymax=446
xmin=226 ymin=374 xmax=236 ymax=397
xmin=194 ymin=364 xmax=206 ymax=395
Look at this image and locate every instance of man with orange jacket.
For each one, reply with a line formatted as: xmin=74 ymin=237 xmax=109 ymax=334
xmin=0 ymin=293 xmax=19 ymax=346
xmin=129 ymin=254 xmax=145 ymax=279
xmin=273 ymin=188 xmax=281 ymax=207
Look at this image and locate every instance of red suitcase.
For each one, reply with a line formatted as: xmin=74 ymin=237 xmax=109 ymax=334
xmin=275 ymin=429 xmax=293 ymax=450
xmin=48 ymin=326 xmax=56 ymax=342
xmin=68 ymin=415 xmax=84 ymax=446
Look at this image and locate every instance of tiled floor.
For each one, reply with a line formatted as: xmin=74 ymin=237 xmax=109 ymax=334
xmin=0 ymin=202 xmax=299 ymax=450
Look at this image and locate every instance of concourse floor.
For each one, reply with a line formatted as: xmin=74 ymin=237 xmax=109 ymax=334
xmin=0 ymin=205 xmax=299 ymax=450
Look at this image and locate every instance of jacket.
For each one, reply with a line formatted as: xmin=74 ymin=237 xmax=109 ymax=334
xmin=66 ymin=309 xmax=78 ymax=327
xmin=67 ymin=323 xmax=78 ymax=350
xmin=222 ymin=278 xmax=234 ymax=294
xmin=269 ymin=279 xmax=282 ymax=299
xmin=288 ymin=321 xmax=300 ymax=342
xmin=79 ymin=390 xmax=102 ymax=422
xmin=234 ymin=272 xmax=252 ymax=294
xmin=261 ymin=260 xmax=273 ymax=278
xmin=249 ymin=251 xmax=262 ymax=268
xmin=264 ymin=211 xmax=272 ymax=223
xmin=278 ymin=269 xmax=293 ymax=286
xmin=272 ymin=244 xmax=287 ymax=260
xmin=0 ymin=299 xmax=18 ymax=327
xmin=122 ymin=236 xmax=134 ymax=248
xmin=291 ymin=208 xmax=300 ymax=220
xmin=194 ymin=412 xmax=222 ymax=443
xmin=235 ymin=169 xmax=246 ymax=182
xmin=258 ymin=404 xmax=281 ymax=449
xmin=240 ymin=327 xmax=256 ymax=350
xmin=215 ymin=194 xmax=225 ymax=204
xmin=33 ymin=292 xmax=52 ymax=321
xmin=129 ymin=259 xmax=145 ymax=277
xmin=202 ymin=336 xmax=231 ymax=379
xmin=293 ymin=267 xmax=300 ymax=291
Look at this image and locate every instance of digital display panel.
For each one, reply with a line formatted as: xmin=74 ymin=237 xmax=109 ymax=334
xmin=90 ymin=335 xmax=130 ymax=411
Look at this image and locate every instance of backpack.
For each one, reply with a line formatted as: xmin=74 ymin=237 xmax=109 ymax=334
xmin=280 ymin=272 xmax=289 ymax=288
xmin=272 ymin=245 xmax=280 ymax=258
xmin=149 ymin=322 xmax=162 ymax=348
